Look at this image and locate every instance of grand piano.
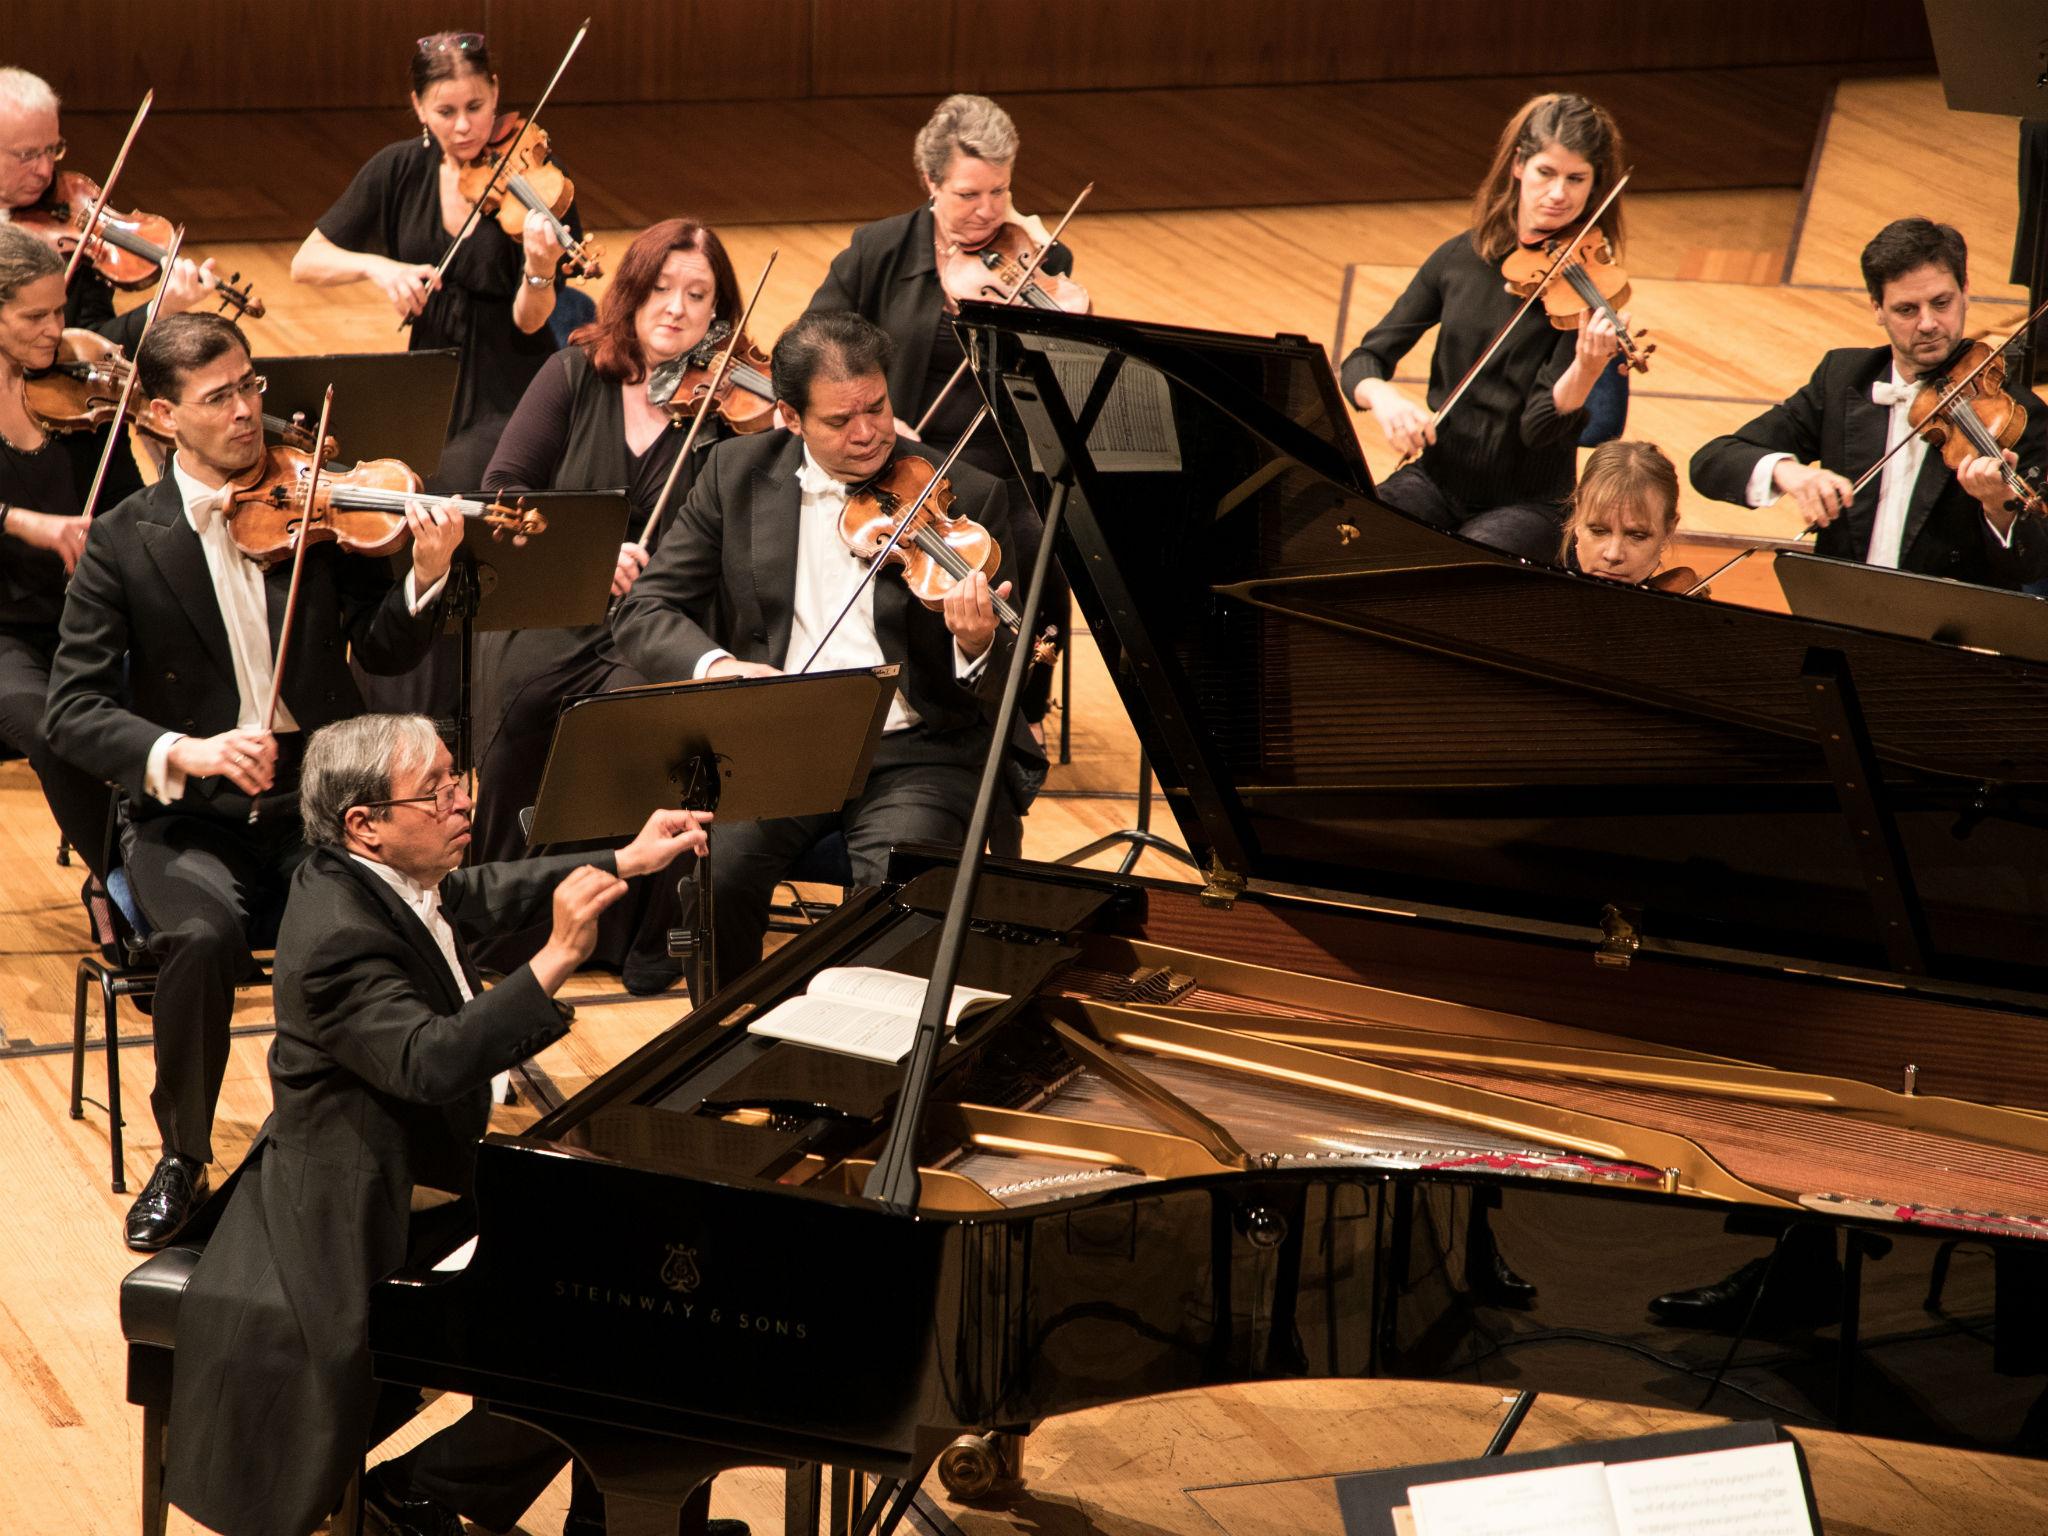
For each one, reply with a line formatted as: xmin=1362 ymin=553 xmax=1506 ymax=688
xmin=371 ymin=307 xmax=2048 ymax=1533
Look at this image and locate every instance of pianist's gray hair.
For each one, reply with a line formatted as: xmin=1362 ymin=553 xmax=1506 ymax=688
xmin=914 ymin=93 xmax=1019 ymax=187
xmin=0 ymin=222 xmax=63 ymax=305
xmin=0 ymin=68 xmax=60 ymax=119
xmin=301 ymin=714 xmax=444 ymax=849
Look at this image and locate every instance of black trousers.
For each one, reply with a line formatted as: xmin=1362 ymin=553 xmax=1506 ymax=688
xmin=121 ymin=810 xmax=306 ymax=1165
xmin=1374 ymin=463 xmax=1568 ymax=563
xmin=697 ymin=752 xmax=982 ymax=983
xmin=0 ymin=626 xmax=114 ymax=880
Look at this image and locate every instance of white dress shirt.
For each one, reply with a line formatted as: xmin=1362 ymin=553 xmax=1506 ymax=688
xmin=349 ymin=854 xmax=474 ymax=1004
xmin=144 ymin=455 xmax=448 ymax=803
xmin=1743 ymin=364 xmax=2015 ymax=564
xmin=691 ymin=447 xmax=987 ymax=733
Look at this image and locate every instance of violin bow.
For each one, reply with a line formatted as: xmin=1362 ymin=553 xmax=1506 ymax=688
xmin=796 ymin=405 xmax=1009 ymax=677
xmin=913 ymin=181 xmax=1095 ymax=437
xmin=249 ymin=384 xmax=337 ymax=822
xmin=63 ymin=89 xmax=153 ymax=289
xmin=75 ymin=224 xmax=186 ymax=529
xmin=1391 ymin=171 xmax=1633 ymax=469
xmin=635 ymin=249 xmax=779 ymax=550
xmin=401 ymin=16 xmax=591 ymax=331
xmin=1682 ymin=294 xmax=2048 ymax=597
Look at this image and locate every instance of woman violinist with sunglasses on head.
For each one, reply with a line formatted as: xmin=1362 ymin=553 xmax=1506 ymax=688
xmin=289 ymin=32 xmax=582 ymax=493
xmin=1343 ymin=93 xmax=1631 ymax=560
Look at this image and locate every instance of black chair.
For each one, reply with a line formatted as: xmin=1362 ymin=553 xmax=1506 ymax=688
xmin=71 ymin=795 xmax=272 ymax=1194
xmin=767 ymin=827 xmax=854 ymax=932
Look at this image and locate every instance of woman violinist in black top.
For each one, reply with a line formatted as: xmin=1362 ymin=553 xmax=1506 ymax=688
xmin=0 ymin=224 xmax=111 ymax=877
xmin=289 ymin=31 xmax=578 ymax=493
xmin=1342 ymin=92 xmax=1630 ymax=560
xmin=468 ymin=217 xmax=741 ymax=992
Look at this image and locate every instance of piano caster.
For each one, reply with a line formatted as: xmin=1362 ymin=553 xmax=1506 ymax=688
xmin=935 ymin=1431 xmax=1022 ymax=1503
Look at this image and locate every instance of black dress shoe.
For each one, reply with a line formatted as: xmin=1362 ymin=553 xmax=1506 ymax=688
xmin=1650 ymin=1254 xmax=1842 ymax=1331
xmin=1464 ymin=1210 xmax=1537 ymax=1308
xmin=124 ymin=1155 xmax=207 ymax=1251
xmin=363 ymin=1467 xmax=464 ymax=1536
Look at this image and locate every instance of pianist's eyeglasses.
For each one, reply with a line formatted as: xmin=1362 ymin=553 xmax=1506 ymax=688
xmin=352 ymin=780 xmax=466 ymax=818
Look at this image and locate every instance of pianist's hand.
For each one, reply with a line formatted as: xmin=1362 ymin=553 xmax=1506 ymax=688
xmin=615 ymin=808 xmax=713 ymax=879
xmin=531 ymin=864 xmax=631 ymax=995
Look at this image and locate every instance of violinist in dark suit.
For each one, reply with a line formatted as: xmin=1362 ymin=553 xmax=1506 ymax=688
xmin=1690 ymin=216 xmax=2048 ymax=590
xmin=162 ymin=713 xmax=710 ymax=1536
xmin=612 ymin=309 xmax=1036 ymax=984
xmin=43 ymin=312 xmax=461 ymax=1250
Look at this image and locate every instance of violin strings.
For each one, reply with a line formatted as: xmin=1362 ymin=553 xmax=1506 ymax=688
xmin=906 ymin=524 xmax=1021 ymax=627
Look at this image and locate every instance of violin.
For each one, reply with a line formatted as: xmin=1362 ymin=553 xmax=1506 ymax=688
xmin=13 ymin=171 xmax=265 ymax=321
xmin=839 ymin=455 xmax=1024 ymax=629
xmin=1500 ymin=223 xmax=1653 ymax=374
xmin=647 ymin=319 xmax=776 ymax=434
xmin=220 ymin=445 xmax=544 ymax=567
xmin=456 ymin=113 xmax=604 ymax=279
xmin=1645 ymin=565 xmax=1705 ymax=595
xmin=24 ymin=329 xmax=329 ymax=454
xmin=1910 ymin=338 xmax=2046 ymax=517
xmin=938 ymin=222 xmax=1090 ymax=315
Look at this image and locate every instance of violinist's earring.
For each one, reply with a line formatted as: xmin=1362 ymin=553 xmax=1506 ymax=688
xmin=421 ymin=124 xmax=431 ymax=149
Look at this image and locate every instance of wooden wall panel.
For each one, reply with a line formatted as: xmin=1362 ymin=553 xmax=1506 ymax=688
xmin=12 ymin=0 xmax=1935 ymax=114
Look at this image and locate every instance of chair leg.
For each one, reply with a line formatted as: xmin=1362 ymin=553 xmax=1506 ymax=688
xmin=70 ymin=962 xmax=91 ymax=1119
xmin=103 ymin=974 xmax=126 ymax=1194
xmin=140 ymin=1398 xmax=168 ymax=1536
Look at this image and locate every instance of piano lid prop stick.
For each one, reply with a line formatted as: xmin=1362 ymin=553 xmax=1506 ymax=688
xmin=401 ymin=16 xmax=591 ymax=331
xmin=913 ymin=181 xmax=1094 ymax=438
xmin=861 ymin=431 xmax=1070 ymax=1211
xmin=75 ymin=223 xmax=186 ymax=529
xmin=1681 ymin=298 xmax=2048 ymax=598
xmin=635 ymin=248 xmax=779 ymax=551
xmin=250 ymin=384 xmax=336 ymax=824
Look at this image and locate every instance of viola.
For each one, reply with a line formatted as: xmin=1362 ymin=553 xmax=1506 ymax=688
xmin=1910 ymin=338 xmax=2046 ymax=517
xmin=838 ymin=455 xmax=1023 ymax=629
xmin=1501 ymin=223 xmax=1652 ymax=374
xmin=647 ymin=319 xmax=776 ymax=434
xmin=221 ymin=445 xmax=544 ymax=567
xmin=24 ymin=329 xmax=329 ymax=453
xmin=13 ymin=171 xmax=265 ymax=320
xmin=938 ymin=223 xmax=1090 ymax=315
xmin=456 ymin=113 xmax=604 ymax=279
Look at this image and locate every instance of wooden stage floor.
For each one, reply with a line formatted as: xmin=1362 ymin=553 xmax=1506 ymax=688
xmin=3 ymin=70 xmax=2045 ymax=1535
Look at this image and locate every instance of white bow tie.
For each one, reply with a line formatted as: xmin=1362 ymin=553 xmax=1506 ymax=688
xmin=185 ymin=486 xmax=235 ymax=533
xmin=1871 ymin=377 xmax=1917 ymax=410
xmin=795 ymin=456 xmax=850 ymax=501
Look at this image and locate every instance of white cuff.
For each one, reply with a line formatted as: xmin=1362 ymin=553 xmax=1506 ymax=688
xmin=145 ymin=732 xmax=187 ymax=805
xmin=954 ymin=641 xmax=990 ymax=681
xmin=406 ymin=568 xmax=448 ymax=613
xmin=1745 ymin=453 xmax=1793 ymax=508
xmin=692 ymin=648 xmax=733 ymax=680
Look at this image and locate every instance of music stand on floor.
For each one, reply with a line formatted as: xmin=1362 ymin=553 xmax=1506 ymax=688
xmin=255 ymin=349 xmax=461 ymax=475
xmin=441 ymin=490 xmax=627 ymax=774
xmin=1056 ymin=749 xmax=1196 ymax=876
xmin=526 ymin=666 xmax=899 ymax=1001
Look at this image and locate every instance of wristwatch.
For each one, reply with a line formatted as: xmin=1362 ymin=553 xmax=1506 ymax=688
xmin=522 ymin=271 xmax=553 ymax=290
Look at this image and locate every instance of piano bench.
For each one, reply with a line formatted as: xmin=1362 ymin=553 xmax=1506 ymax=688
xmin=120 ymin=1243 xmax=376 ymax=1536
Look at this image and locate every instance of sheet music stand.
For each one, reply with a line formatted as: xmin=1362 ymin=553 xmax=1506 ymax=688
xmin=255 ymin=350 xmax=460 ymax=476
xmin=441 ymin=490 xmax=627 ymax=773
xmin=1924 ymin=1 xmax=2048 ymax=381
xmin=1776 ymin=551 xmax=2048 ymax=664
xmin=526 ymin=667 xmax=898 ymax=1001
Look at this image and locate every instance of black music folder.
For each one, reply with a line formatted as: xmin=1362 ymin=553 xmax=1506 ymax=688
xmin=1775 ymin=551 xmax=2048 ymax=664
xmin=450 ymin=490 xmax=625 ymax=635
xmin=255 ymin=349 xmax=459 ymax=476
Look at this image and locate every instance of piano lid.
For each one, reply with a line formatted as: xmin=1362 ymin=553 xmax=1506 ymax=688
xmin=961 ymin=302 xmax=2048 ymax=1000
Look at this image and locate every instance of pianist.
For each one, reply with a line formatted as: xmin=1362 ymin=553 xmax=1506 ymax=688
xmin=160 ymin=714 xmax=709 ymax=1536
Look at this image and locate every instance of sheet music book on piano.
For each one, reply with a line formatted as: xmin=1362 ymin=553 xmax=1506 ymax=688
xmin=1021 ymin=336 xmax=1182 ymax=472
xmin=744 ymin=966 xmax=1008 ymax=1064
xmin=1401 ymin=1441 xmax=1816 ymax=1536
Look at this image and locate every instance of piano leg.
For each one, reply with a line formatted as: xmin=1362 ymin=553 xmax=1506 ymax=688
xmin=785 ymin=1461 xmax=822 ymax=1536
xmin=492 ymin=1409 xmax=755 ymax=1536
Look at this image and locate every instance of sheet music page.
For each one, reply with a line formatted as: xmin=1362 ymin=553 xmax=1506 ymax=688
xmin=1406 ymin=1462 xmax=1621 ymax=1536
xmin=745 ymin=969 xmax=1010 ymax=1062
xmin=1605 ymin=1442 xmax=1814 ymax=1536
xmin=1026 ymin=338 xmax=1182 ymax=473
